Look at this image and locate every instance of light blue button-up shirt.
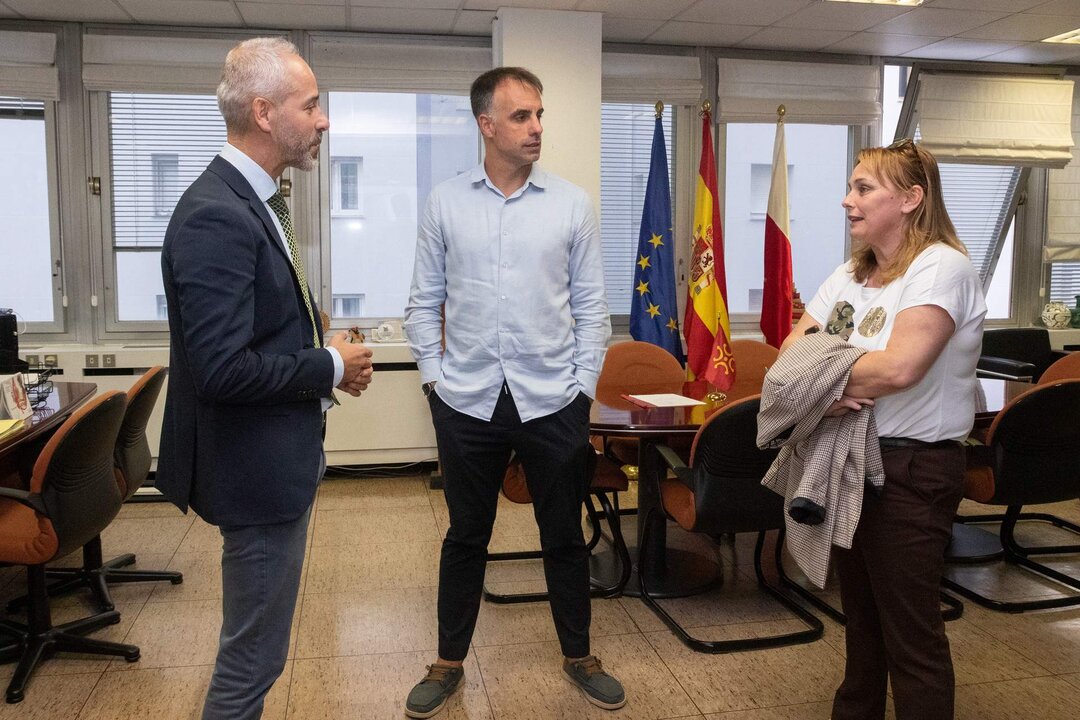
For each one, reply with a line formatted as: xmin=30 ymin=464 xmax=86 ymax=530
xmin=405 ymin=164 xmax=610 ymax=422
xmin=218 ymin=143 xmax=343 ymax=407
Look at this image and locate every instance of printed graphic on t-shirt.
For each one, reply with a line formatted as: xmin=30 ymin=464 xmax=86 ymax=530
xmin=825 ymin=301 xmax=855 ymax=340
xmin=858 ymin=306 xmax=887 ymax=338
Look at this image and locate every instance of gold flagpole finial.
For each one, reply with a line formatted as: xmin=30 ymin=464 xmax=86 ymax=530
xmin=655 ymin=100 xmax=664 ymax=119
xmin=777 ymin=104 xmax=786 ymax=123
xmin=699 ymin=99 xmax=711 ymax=117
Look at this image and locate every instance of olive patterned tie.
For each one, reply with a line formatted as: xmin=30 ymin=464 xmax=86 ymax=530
xmin=266 ymin=191 xmax=320 ymax=348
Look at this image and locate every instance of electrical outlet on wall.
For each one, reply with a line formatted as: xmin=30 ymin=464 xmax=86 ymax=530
xmin=102 ymin=354 xmax=116 ymax=368
xmin=85 ymin=354 xmax=98 ymax=368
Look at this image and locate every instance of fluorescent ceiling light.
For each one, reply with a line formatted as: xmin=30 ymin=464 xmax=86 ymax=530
xmin=824 ymin=0 xmax=924 ymax=5
xmin=1042 ymin=28 xmax=1080 ymax=44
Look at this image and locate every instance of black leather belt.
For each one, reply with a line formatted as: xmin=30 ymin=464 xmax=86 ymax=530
xmin=879 ymin=437 xmax=960 ymax=450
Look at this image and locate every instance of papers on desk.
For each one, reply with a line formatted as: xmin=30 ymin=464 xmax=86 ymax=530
xmin=0 ymin=418 xmax=24 ymax=440
xmin=0 ymin=373 xmax=32 ymax=421
xmin=620 ymin=393 xmax=705 ymax=408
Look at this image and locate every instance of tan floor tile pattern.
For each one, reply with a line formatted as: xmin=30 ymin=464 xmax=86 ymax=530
xmin=4 ymin=477 xmax=1080 ymax=717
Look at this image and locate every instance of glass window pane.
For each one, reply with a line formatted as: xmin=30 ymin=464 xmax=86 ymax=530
xmin=327 ymin=92 xmax=478 ymax=320
xmin=115 ymin=250 xmax=165 ymax=322
xmin=600 ymin=103 xmax=673 ymax=316
xmin=108 ymin=93 xmax=226 ymax=324
xmin=0 ymin=98 xmax=54 ymax=322
xmin=724 ymin=123 xmax=848 ymax=314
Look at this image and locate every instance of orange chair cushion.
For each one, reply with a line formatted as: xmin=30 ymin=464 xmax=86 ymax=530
xmin=0 ymin=498 xmax=58 ymax=565
xmin=659 ymin=478 xmax=696 ymax=531
xmin=963 ymin=465 xmax=996 ymax=503
xmin=501 ymin=454 xmax=629 ymax=504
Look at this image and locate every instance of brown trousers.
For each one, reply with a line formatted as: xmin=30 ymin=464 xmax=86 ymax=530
xmin=831 ymin=443 xmax=966 ymax=720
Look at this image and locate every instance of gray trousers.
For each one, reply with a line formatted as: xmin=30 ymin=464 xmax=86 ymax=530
xmin=201 ymin=505 xmax=312 ymax=720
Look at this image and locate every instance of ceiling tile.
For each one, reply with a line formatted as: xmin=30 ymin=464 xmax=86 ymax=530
xmin=239 ymin=0 xmax=345 ymax=4
xmin=775 ymin=2 xmax=914 ymax=32
xmin=867 ymin=7 xmax=1009 ymax=37
xmin=602 ymin=16 xmax=666 ymax=43
xmin=462 ymin=0 xmax=577 ymax=11
xmin=674 ymin=0 xmax=814 ymax=26
xmin=1026 ymin=0 xmax=1080 ymax=17
xmin=646 ymin=21 xmax=760 ymax=47
xmin=350 ymin=0 xmax=460 ymax=8
xmin=901 ymin=37 xmax=1023 ymax=60
xmin=4 ymin=0 xmax=133 ymax=22
xmin=960 ymin=14 xmax=1080 ymax=42
xmin=980 ymin=42 xmax=1080 ymax=64
xmin=349 ymin=7 xmax=456 ymax=33
xmin=576 ymin=0 xmax=698 ymax=21
xmin=925 ymin=0 xmax=1045 ymax=11
xmin=824 ymin=31 xmax=942 ymax=56
xmin=236 ymin=2 xmax=347 ymax=30
xmin=739 ymin=26 xmax=855 ymax=52
xmin=451 ymin=9 xmax=496 ymax=36
xmin=117 ymin=0 xmax=243 ymax=26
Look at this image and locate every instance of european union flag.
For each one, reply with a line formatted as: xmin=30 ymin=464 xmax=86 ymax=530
xmin=629 ymin=116 xmax=684 ymax=363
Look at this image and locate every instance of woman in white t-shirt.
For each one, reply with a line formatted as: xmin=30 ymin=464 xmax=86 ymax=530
xmin=781 ymin=139 xmax=986 ymax=720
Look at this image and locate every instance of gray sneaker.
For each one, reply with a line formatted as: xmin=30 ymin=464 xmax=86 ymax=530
xmin=405 ymin=664 xmax=464 ymax=719
xmin=563 ymin=655 xmax=626 ymax=710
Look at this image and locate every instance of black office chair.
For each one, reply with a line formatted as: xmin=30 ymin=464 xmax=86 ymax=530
xmin=943 ymin=379 xmax=1080 ymax=612
xmin=8 ymin=367 xmax=182 ymax=613
xmin=482 ymin=450 xmax=632 ymax=603
xmin=643 ymin=395 xmax=823 ymax=653
xmin=976 ymin=327 xmax=1070 ymax=382
xmin=0 ymin=392 xmax=140 ymax=703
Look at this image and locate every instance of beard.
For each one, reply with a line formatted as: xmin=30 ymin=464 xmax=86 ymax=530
xmin=275 ymin=122 xmax=321 ymax=172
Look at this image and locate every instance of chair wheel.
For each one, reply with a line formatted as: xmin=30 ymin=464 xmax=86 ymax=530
xmin=124 ymin=650 xmax=140 ymax=662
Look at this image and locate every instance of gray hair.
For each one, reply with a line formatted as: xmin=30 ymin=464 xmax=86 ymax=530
xmin=217 ymin=37 xmax=300 ymax=131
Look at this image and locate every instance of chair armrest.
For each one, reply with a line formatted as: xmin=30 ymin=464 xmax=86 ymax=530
xmin=656 ymin=444 xmax=693 ymax=486
xmin=0 ymin=486 xmax=47 ymax=515
xmin=976 ymin=355 xmax=1036 ymax=381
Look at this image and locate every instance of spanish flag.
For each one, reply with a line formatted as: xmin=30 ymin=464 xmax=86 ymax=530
xmin=761 ymin=117 xmax=793 ymax=348
xmin=684 ymin=108 xmax=734 ymax=390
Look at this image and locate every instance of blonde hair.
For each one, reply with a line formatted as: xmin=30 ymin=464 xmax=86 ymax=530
xmin=216 ymin=37 xmax=300 ymax=132
xmin=849 ymin=141 xmax=966 ymax=285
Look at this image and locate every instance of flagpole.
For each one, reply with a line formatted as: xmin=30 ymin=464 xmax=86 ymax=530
xmin=777 ymin=104 xmax=785 ymax=123
xmin=655 ymin=100 xmax=664 ymax=119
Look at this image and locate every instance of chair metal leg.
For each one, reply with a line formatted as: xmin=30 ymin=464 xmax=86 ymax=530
xmin=482 ymin=491 xmax=631 ymax=604
xmin=775 ymin=528 xmax=964 ymax=624
xmin=637 ymin=513 xmax=823 ymax=654
xmin=943 ymin=505 xmax=1080 ymax=613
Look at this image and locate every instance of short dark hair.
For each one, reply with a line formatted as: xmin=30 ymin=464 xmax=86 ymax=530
xmin=469 ymin=67 xmax=543 ymax=118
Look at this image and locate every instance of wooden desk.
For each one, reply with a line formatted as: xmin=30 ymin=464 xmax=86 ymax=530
xmin=0 ymin=382 xmax=97 ymax=479
xmin=590 ymin=385 xmax=725 ymax=598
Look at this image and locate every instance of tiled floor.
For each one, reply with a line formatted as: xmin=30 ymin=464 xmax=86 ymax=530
xmin=3 ymin=475 xmax=1080 ymax=719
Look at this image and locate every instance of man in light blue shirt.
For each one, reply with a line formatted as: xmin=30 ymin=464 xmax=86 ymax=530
xmin=404 ymin=67 xmax=620 ymax=717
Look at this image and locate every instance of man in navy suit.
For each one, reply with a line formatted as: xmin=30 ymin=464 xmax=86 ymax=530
xmin=158 ymin=37 xmax=373 ymax=720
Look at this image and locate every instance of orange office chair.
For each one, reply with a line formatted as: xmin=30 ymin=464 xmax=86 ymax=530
xmin=1037 ymin=352 xmax=1080 ymax=385
xmin=18 ymin=367 xmax=183 ymax=612
xmin=0 ymin=391 xmax=140 ymax=703
xmin=944 ymin=379 xmax=1080 ymax=612
xmin=594 ymin=341 xmax=686 ymax=469
xmin=724 ymin=339 xmax=779 ymax=403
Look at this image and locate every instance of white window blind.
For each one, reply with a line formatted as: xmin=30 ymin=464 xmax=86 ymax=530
xmin=716 ymin=58 xmax=881 ymax=125
xmin=0 ymin=30 xmax=58 ymax=100
xmin=310 ymin=34 xmax=489 ymax=94
xmin=83 ymin=33 xmax=265 ymax=93
xmin=109 ymin=93 xmax=225 ymax=249
xmin=1049 ymin=263 xmax=1080 ymax=303
xmin=938 ymin=163 xmax=1021 ymax=282
xmin=600 ymin=103 xmax=673 ymax=316
xmin=1046 ymin=75 xmax=1080 ymax=264
xmin=915 ymin=73 xmax=1075 ymax=169
xmin=601 ymin=53 xmax=701 ymax=106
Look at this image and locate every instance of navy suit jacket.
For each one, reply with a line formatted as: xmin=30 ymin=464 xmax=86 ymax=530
xmin=157 ymin=155 xmax=333 ymax=527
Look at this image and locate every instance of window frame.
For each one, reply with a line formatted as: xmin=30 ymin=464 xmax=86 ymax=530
xmin=0 ymin=97 xmax=66 ymax=334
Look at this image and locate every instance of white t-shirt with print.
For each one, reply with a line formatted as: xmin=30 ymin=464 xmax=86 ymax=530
xmin=806 ymin=243 xmax=987 ymax=441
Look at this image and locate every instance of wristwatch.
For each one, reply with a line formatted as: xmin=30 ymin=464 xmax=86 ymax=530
xmin=421 ymin=381 xmax=437 ymax=397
